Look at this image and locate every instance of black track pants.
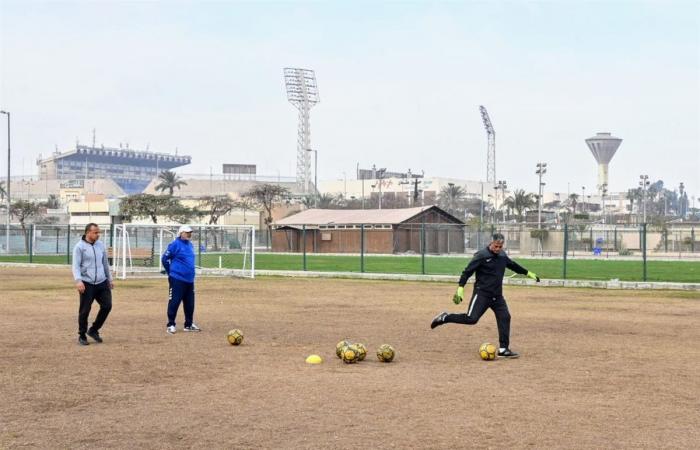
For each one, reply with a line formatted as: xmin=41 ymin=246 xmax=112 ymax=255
xmin=444 ymin=291 xmax=512 ymax=349
xmin=78 ymin=281 xmax=112 ymax=336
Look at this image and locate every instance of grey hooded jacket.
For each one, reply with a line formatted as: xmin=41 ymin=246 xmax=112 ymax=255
xmin=72 ymin=236 xmax=112 ymax=285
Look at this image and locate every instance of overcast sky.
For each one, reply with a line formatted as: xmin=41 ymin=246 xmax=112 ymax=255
xmin=1 ymin=1 xmax=698 ymax=199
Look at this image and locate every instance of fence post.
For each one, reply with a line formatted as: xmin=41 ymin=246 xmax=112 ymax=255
xmin=66 ymin=225 xmax=71 ymax=264
xmin=692 ymin=227 xmax=696 ymax=253
xmin=642 ymin=223 xmax=647 ymax=281
xmin=360 ymin=224 xmax=365 ymax=273
xmin=29 ymin=224 xmax=34 ymax=263
xmin=198 ymin=226 xmax=202 ymax=267
xmin=562 ymin=223 xmax=568 ymax=279
xmin=56 ymin=227 xmax=60 ymax=254
xmin=421 ymin=221 xmax=426 ymax=275
xmin=613 ymin=226 xmax=617 ymax=252
xmin=302 ymin=224 xmax=307 ymax=271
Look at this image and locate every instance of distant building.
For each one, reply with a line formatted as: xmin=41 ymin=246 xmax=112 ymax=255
xmin=37 ymin=144 xmax=191 ymax=194
xmin=272 ymin=205 xmax=464 ymax=254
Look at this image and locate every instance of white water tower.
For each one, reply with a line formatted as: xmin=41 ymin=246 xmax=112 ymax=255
xmin=585 ymin=132 xmax=622 ymax=192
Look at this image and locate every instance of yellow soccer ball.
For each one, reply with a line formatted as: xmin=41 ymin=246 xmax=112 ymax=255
xmin=354 ymin=343 xmax=367 ymax=361
xmin=376 ymin=344 xmax=395 ymax=362
xmin=341 ymin=344 xmax=360 ymax=364
xmin=227 ymin=329 xmax=244 ymax=346
xmin=336 ymin=340 xmax=352 ymax=359
xmin=479 ymin=343 xmax=497 ymax=360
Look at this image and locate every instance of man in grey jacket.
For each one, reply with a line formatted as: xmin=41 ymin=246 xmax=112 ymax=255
xmin=72 ymin=223 xmax=113 ymax=346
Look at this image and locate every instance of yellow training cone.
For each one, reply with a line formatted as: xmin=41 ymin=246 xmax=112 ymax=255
xmin=305 ymin=354 xmax=323 ymax=364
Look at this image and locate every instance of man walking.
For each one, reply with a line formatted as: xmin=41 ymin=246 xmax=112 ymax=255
xmin=430 ymin=233 xmax=540 ymax=358
xmin=161 ymin=225 xmax=201 ymax=334
xmin=72 ymin=223 xmax=113 ymax=346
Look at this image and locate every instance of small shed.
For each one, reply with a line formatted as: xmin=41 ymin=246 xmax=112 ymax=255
xmin=272 ymin=205 xmax=464 ymax=254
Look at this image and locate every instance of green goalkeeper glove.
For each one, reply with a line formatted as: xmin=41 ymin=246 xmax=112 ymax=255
xmin=452 ymin=286 xmax=464 ymax=305
xmin=527 ymin=271 xmax=541 ymax=282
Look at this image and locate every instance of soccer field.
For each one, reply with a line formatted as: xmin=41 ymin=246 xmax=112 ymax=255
xmin=1 ymin=267 xmax=698 ymax=449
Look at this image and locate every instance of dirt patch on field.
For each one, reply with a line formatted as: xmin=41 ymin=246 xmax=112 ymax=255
xmin=1 ymin=267 xmax=698 ymax=449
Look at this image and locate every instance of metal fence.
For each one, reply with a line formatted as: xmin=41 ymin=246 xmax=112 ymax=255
xmin=0 ymin=223 xmax=698 ymax=282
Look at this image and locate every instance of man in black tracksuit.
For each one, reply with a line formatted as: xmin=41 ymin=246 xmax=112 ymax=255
xmin=430 ymin=233 xmax=540 ymax=358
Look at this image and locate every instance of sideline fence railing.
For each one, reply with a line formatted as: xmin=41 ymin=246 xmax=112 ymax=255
xmin=0 ymin=223 xmax=698 ymax=283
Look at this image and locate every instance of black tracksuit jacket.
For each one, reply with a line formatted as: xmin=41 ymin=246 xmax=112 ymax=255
xmin=458 ymin=247 xmax=529 ymax=296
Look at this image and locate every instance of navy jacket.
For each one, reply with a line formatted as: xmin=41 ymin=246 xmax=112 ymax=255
xmin=161 ymin=237 xmax=196 ymax=283
xmin=458 ymin=246 xmax=528 ymax=296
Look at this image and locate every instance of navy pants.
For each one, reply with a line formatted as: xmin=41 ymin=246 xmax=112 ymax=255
xmin=167 ymin=277 xmax=195 ymax=327
xmin=444 ymin=290 xmax=512 ymax=349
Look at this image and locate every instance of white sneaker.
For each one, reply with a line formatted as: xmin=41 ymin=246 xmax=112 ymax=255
xmin=166 ymin=325 xmax=176 ymax=334
xmin=183 ymin=324 xmax=202 ymax=332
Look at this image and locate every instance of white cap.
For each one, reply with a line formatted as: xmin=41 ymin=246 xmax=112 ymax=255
xmin=178 ymin=225 xmax=193 ymax=235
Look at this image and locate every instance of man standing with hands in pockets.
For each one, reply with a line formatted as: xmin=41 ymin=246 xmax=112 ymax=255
xmin=161 ymin=225 xmax=201 ymax=334
xmin=72 ymin=223 xmax=113 ymax=346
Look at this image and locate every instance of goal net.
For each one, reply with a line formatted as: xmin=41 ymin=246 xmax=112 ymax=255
xmin=112 ymin=224 xmax=255 ymax=279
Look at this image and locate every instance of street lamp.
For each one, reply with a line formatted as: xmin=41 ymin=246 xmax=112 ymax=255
xmin=639 ymin=174 xmax=650 ymax=224
xmin=0 ymin=110 xmax=9 ymax=253
xmin=581 ymin=186 xmax=586 ymax=213
xmin=447 ymin=182 xmax=455 ymax=214
xmin=305 ymin=148 xmax=318 ymax=208
xmin=536 ymin=162 xmax=547 ymax=229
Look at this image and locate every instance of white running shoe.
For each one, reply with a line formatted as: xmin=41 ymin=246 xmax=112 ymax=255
xmin=166 ymin=325 xmax=176 ymax=334
xmin=183 ymin=324 xmax=202 ymax=332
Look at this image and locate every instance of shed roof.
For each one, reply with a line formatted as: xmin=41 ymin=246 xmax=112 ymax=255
xmin=275 ymin=205 xmax=463 ymax=226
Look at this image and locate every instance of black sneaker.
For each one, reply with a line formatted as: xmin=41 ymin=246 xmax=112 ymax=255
xmin=430 ymin=312 xmax=448 ymax=329
xmin=498 ymin=348 xmax=520 ymax=358
xmin=87 ymin=329 xmax=103 ymax=343
xmin=78 ymin=335 xmax=89 ymax=346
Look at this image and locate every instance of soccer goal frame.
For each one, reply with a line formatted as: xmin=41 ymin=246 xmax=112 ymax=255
xmin=112 ymin=224 xmax=255 ymax=280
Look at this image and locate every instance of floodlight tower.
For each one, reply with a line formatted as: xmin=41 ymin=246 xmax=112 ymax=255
xmin=479 ymin=106 xmax=496 ymax=185
xmin=284 ymin=68 xmax=320 ymax=193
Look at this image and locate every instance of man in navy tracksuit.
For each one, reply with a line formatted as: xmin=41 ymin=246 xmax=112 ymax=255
xmin=430 ymin=233 xmax=541 ymax=358
xmin=72 ymin=223 xmax=113 ymax=346
xmin=161 ymin=225 xmax=201 ymax=334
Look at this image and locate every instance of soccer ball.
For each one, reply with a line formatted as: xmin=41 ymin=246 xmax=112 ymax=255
xmin=227 ymin=329 xmax=244 ymax=346
xmin=376 ymin=344 xmax=395 ymax=362
xmin=354 ymin=343 xmax=367 ymax=361
xmin=341 ymin=344 xmax=360 ymax=364
xmin=336 ymin=340 xmax=352 ymax=359
xmin=479 ymin=343 xmax=497 ymax=360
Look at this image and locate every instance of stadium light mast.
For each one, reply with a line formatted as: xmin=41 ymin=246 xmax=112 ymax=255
xmin=479 ymin=106 xmax=496 ymax=185
xmin=284 ymin=68 xmax=320 ymax=194
xmin=536 ymin=162 xmax=547 ymax=229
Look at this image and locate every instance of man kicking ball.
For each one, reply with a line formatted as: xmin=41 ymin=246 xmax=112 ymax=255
xmin=430 ymin=233 xmax=540 ymax=358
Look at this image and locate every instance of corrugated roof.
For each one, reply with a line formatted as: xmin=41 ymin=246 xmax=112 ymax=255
xmin=275 ymin=206 xmax=461 ymax=226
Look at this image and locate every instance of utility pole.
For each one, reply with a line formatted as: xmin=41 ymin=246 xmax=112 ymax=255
xmin=536 ymin=163 xmax=547 ymax=229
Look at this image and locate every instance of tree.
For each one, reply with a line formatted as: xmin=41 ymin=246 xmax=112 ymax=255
xmin=317 ymin=193 xmax=336 ymax=209
xmin=0 ymin=181 xmax=6 ymax=203
xmin=198 ymin=195 xmax=240 ymax=249
xmin=246 ymin=184 xmax=290 ymax=247
xmin=43 ymin=194 xmax=61 ymax=209
xmin=155 ymin=170 xmax=187 ymax=196
xmin=438 ymin=184 xmax=467 ymax=215
xmin=505 ymin=189 xmax=536 ymax=221
xmin=567 ymin=193 xmax=579 ymax=214
xmin=10 ymin=200 xmax=41 ymax=253
xmin=120 ymin=194 xmax=194 ymax=259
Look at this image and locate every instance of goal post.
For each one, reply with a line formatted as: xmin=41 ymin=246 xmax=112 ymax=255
xmin=112 ymin=224 xmax=255 ymax=279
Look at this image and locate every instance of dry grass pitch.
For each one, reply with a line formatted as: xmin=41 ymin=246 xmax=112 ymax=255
xmin=1 ymin=267 xmax=698 ymax=449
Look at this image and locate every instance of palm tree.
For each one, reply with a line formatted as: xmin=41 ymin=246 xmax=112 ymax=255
xmin=155 ymin=170 xmax=187 ymax=196
xmin=317 ymin=193 xmax=335 ymax=209
xmin=508 ymin=189 xmax=536 ymax=221
xmin=567 ymin=193 xmax=579 ymax=214
xmin=438 ymin=184 xmax=467 ymax=215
